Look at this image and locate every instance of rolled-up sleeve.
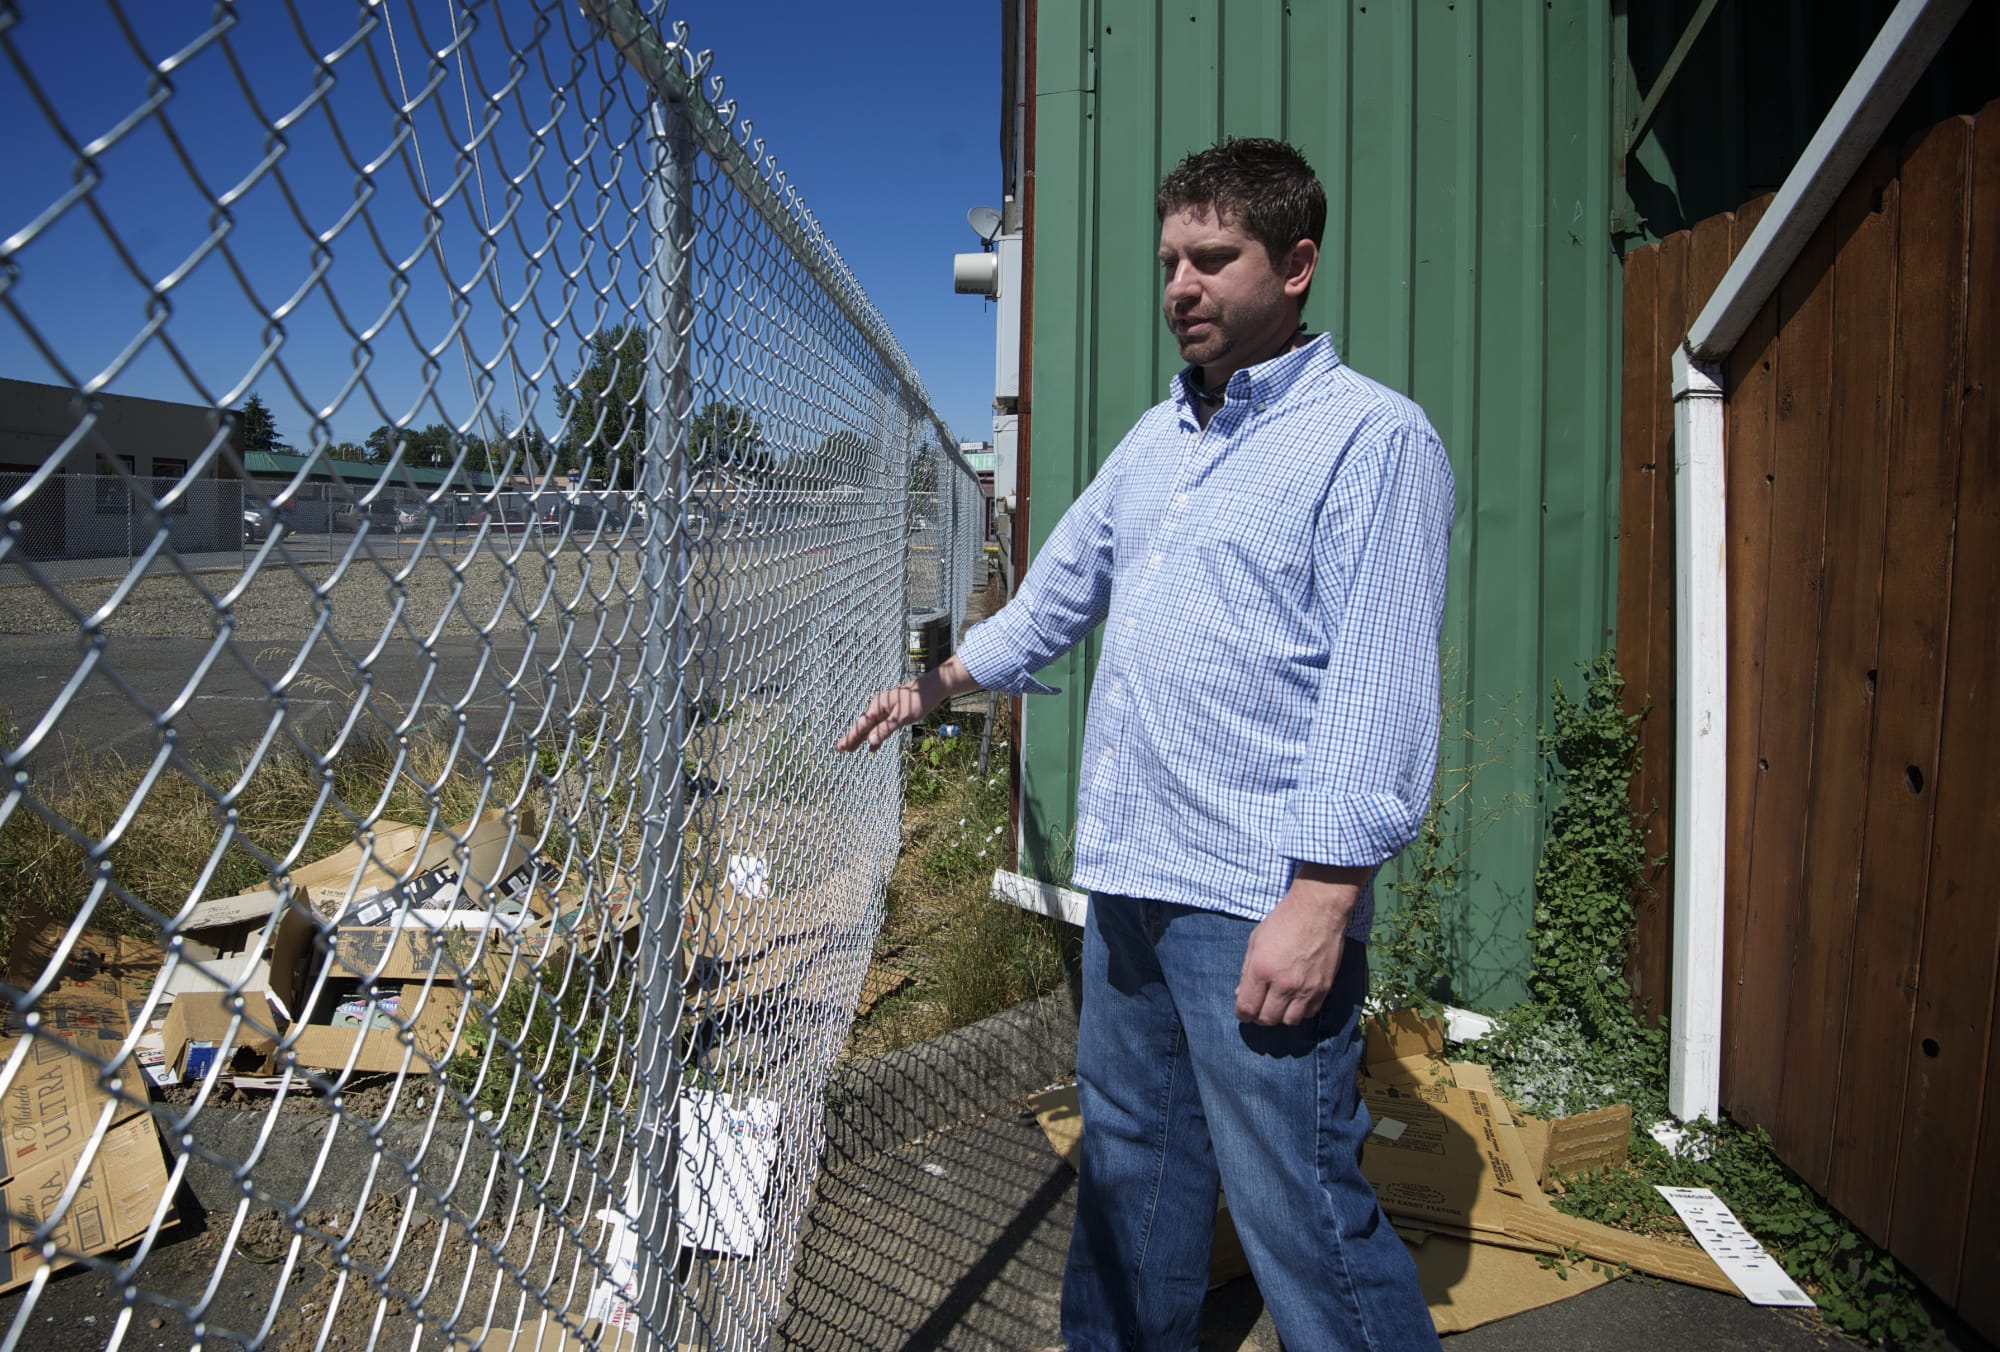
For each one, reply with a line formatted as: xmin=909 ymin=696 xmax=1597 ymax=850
xmin=1276 ymin=418 xmax=1455 ymax=869
xmin=956 ymin=442 xmax=1126 ymax=697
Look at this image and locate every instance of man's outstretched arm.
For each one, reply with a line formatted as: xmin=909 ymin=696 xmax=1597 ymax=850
xmin=835 ymin=655 xmax=981 ymax=753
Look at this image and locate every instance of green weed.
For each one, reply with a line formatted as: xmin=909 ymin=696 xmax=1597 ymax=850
xmin=1461 ymin=652 xmax=1937 ymax=1347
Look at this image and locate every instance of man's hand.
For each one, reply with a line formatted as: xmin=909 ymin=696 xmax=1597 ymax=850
xmin=836 ymin=655 xmax=979 ymax=752
xmin=1235 ymin=863 xmax=1369 ymax=1026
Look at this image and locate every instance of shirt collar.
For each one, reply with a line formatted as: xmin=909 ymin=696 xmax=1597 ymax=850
xmin=1172 ymin=333 xmax=1341 ymax=422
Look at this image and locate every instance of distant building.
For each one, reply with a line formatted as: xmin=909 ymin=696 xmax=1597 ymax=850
xmin=0 ymin=375 xmax=236 ymax=481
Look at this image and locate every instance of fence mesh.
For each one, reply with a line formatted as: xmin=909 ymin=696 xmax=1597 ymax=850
xmin=0 ymin=3 xmax=982 ymax=1348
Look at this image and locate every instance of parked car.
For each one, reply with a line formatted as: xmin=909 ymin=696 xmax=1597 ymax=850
xmin=242 ymin=500 xmax=291 ymax=543
xmin=329 ymin=499 xmax=419 ymax=533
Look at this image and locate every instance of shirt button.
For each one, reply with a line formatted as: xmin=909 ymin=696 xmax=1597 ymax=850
xmin=1113 ymin=679 xmax=1125 ymax=694
xmin=1124 ymin=619 xmax=1135 ymax=632
xmin=1174 ymin=493 xmax=1188 ymax=506
xmin=1149 ymin=552 xmax=1162 ymax=568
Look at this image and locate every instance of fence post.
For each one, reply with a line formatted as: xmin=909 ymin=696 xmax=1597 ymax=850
xmin=632 ymin=91 xmax=695 ymax=1348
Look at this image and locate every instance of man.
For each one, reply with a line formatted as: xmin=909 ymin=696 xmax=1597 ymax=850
xmin=838 ymin=138 xmax=1450 ymax=1351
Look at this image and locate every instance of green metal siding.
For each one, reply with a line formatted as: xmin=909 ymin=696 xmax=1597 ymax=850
xmin=1023 ymin=0 xmax=1621 ymax=1005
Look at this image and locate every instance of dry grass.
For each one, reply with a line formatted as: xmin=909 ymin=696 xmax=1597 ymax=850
xmin=843 ymin=698 xmax=1071 ymax=1059
xmin=0 ymin=702 xmax=582 ymax=965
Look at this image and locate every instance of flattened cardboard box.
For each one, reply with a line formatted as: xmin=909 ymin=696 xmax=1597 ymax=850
xmin=1359 ymin=1078 xmax=1733 ymax=1294
xmin=2 ymin=926 xmax=157 ymax=1185
xmin=0 ymin=1033 xmax=145 ymax=1185
xmin=3 ymin=928 xmax=157 ymax=1048
xmin=181 ymin=812 xmax=539 ymax=938
xmin=342 ymin=819 xmax=545 ymax=932
xmin=682 ymin=873 xmax=836 ymax=1014
xmin=1411 ymin=1231 xmax=1612 ymax=1333
xmin=0 ymin=1115 xmax=172 ymax=1294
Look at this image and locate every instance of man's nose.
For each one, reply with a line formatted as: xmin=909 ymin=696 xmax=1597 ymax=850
xmin=1163 ymin=262 xmax=1199 ymax=306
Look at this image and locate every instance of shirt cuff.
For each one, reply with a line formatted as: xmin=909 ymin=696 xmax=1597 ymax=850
xmin=1275 ymin=791 xmax=1424 ymax=871
xmin=956 ymin=613 xmax=1061 ymax=696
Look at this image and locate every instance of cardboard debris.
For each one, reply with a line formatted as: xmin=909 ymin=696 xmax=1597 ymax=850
xmin=854 ymin=965 xmax=912 ymax=1017
xmin=178 ymin=820 xmax=430 ymax=932
xmin=0 ymin=1028 xmax=144 ymax=1185
xmin=2 ymin=927 xmax=158 ymax=1184
xmin=160 ymin=991 xmax=275 ymax=1082
xmin=0 ymin=1114 xmax=171 ymax=1294
xmin=1412 ymin=1232 xmax=1612 ymax=1333
xmin=1023 ymin=1007 xmax=1742 ymax=1335
xmin=1364 ymin=1008 xmax=1447 ymax=1066
xmin=1540 ymin=1104 xmax=1633 ymax=1187
xmin=681 ymin=863 xmax=843 ymax=1015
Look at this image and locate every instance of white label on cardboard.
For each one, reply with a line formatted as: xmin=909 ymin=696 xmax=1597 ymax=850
xmin=1371 ymin=1117 xmax=1408 ymax=1142
xmin=583 ymin=1220 xmax=641 ymax=1333
xmin=676 ymin=1091 xmax=778 ymax=1256
xmin=1655 ymin=1186 xmax=1816 ymax=1306
xmin=397 ymin=904 xmax=532 ymax=933
xmin=137 ymin=1027 xmax=175 ymax=1089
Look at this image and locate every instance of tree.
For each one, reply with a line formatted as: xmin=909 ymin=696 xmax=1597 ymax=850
xmin=908 ymin=442 xmax=940 ymax=495
xmin=327 ymin=441 xmax=370 ymax=462
xmin=236 ymin=394 xmax=291 ymax=456
xmin=556 ymin=326 xmax=648 ymax=487
xmin=690 ymin=401 xmax=771 ymax=482
xmin=361 ymin=423 xmax=454 ymax=469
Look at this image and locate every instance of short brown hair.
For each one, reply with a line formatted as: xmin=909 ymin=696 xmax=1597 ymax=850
xmin=1156 ymin=137 xmax=1327 ymax=273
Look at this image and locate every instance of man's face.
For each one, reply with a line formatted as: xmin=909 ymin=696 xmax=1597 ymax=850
xmin=1157 ymin=206 xmax=1312 ymax=378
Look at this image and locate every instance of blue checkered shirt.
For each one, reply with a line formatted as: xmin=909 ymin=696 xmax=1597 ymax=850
xmin=957 ymin=336 xmax=1454 ymax=939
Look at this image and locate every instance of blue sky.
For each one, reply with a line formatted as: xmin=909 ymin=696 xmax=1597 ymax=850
xmin=0 ymin=1 xmax=1004 ymax=453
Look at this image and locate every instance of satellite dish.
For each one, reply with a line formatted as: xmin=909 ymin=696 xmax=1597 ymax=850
xmin=966 ymin=205 xmax=1004 ymax=245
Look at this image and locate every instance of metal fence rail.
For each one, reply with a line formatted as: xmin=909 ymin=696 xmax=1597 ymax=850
xmin=0 ymin=3 xmax=981 ymax=1348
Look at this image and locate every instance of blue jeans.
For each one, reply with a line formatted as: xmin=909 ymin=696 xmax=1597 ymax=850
xmin=1061 ymin=896 xmax=1438 ymax=1352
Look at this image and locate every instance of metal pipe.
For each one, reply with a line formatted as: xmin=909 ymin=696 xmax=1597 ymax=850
xmin=1669 ymin=347 xmax=1726 ymax=1123
xmin=1666 ymin=0 xmax=1971 ymax=1123
xmin=633 ymin=95 xmax=695 ymax=1348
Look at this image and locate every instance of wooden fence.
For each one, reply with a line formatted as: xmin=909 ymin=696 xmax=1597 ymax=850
xmin=1616 ymin=101 xmax=1999 ymax=1338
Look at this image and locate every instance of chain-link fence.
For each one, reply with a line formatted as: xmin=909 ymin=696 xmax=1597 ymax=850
xmin=0 ymin=2 xmax=983 ymax=1348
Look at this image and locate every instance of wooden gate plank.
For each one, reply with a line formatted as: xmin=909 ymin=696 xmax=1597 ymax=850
xmin=1887 ymin=102 xmax=2000 ymax=1306
xmin=1719 ymin=194 xmax=1781 ymax=1120
xmin=1774 ymin=148 xmax=1902 ymax=1195
xmin=1634 ymin=232 xmax=1691 ymax=1021
xmin=1957 ymin=967 xmax=2000 ymax=1345
xmin=1731 ymin=204 xmax=1837 ymax=1144
xmin=1826 ymin=116 xmax=1975 ymax=1246
xmin=1617 ymin=241 xmax=1666 ymax=1010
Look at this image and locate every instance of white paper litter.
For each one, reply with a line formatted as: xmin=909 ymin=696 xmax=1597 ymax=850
xmin=677 ymin=1090 xmax=780 ymax=1256
xmin=1656 ymin=1186 xmax=1816 ymax=1306
xmin=725 ymin=854 xmax=771 ymax=901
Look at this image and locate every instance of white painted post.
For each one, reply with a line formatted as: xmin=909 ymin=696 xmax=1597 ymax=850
xmin=1669 ymin=346 xmax=1727 ymax=1123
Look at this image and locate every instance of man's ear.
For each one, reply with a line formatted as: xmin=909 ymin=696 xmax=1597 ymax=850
xmin=1282 ymin=239 xmax=1318 ymax=301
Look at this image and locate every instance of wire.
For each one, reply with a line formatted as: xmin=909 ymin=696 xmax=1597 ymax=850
xmin=375 ymin=0 xmax=518 ymax=493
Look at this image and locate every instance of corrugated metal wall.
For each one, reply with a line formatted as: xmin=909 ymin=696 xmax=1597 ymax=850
xmin=1023 ymin=0 xmax=1619 ymax=1004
